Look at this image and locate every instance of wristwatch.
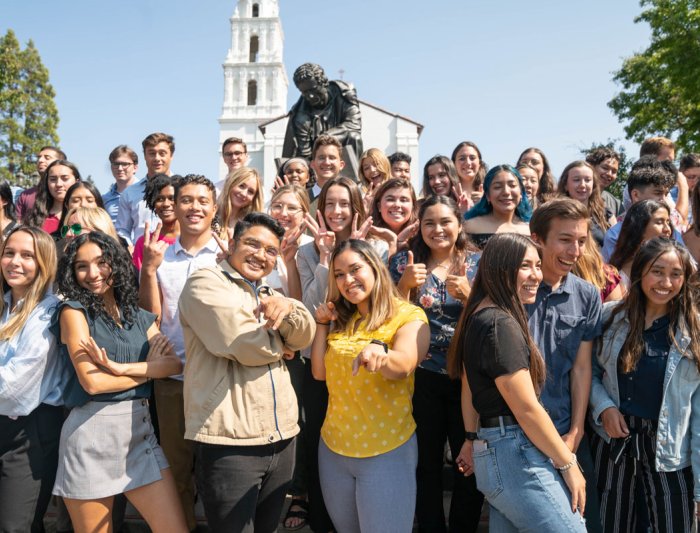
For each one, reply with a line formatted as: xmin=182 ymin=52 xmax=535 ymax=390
xmin=370 ymin=339 xmax=389 ymax=353
xmin=465 ymin=432 xmax=478 ymax=441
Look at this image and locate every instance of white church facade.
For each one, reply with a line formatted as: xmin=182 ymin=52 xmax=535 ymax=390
xmin=217 ymin=0 xmax=423 ymax=192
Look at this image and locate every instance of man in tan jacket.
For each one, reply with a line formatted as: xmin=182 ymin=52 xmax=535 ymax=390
xmin=179 ymin=212 xmax=315 ymax=533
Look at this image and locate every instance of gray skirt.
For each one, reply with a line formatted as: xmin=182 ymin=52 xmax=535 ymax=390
xmin=53 ymin=399 xmax=168 ymax=499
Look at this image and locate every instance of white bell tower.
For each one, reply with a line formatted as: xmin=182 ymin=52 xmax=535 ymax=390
xmin=218 ymin=0 xmax=288 ymax=181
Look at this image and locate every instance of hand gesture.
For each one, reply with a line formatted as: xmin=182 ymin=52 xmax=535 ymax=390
xmin=362 ymin=181 xmax=378 ymax=215
xmin=255 ymin=295 xmax=294 ymax=330
xmin=369 ymin=225 xmax=398 ymax=257
xmin=455 ymin=440 xmax=474 ymax=477
xmin=601 ymin=407 xmax=630 ymax=439
xmin=350 ymin=214 xmax=373 ymax=240
xmin=147 ymin=333 xmax=175 ymax=361
xmin=141 ymin=222 xmax=169 ymax=273
xmin=80 ymin=337 xmax=123 ymax=376
xmin=352 ymin=342 xmax=389 ymax=376
xmin=315 ymin=301 xmax=338 ymax=324
xmin=396 ymin=220 xmax=419 ymax=250
xmin=211 ymin=231 xmax=231 ymax=263
xmin=271 ymin=175 xmax=291 ymax=195
xmin=446 ymin=263 xmax=470 ymax=301
xmin=305 ymin=212 xmax=336 ymax=262
xmin=400 ymin=251 xmax=427 ymax=290
xmin=280 ymin=223 xmax=304 ymax=264
xmin=452 ymin=182 xmax=473 ymax=214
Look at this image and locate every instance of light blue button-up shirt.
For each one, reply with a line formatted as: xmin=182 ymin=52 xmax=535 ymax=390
xmin=115 ymin=177 xmax=160 ymax=245
xmin=102 ymin=182 xmax=121 ymax=225
xmin=0 ymin=291 xmax=66 ymax=417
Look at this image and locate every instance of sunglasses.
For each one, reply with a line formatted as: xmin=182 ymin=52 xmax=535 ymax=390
xmin=60 ymin=223 xmax=82 ymax=238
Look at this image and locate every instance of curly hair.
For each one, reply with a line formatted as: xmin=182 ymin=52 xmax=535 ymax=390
xmin=293 ymin=63 xmax=328 ymax=87
xmin=56 ymin=232 xmax=140 ymax=327
xmin=143 ymin=174 xmax=182 ymax=211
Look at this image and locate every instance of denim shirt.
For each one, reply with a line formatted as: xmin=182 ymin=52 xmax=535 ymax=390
xmin=589 ymin=302 xmax=700 ymax=500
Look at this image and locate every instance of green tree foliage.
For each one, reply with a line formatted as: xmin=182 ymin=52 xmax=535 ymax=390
xmin=0 ymin=29 xmax=59 ymax=186
xmin=608 ymin=0 xmax=700 ymax=154
xmin=580 ymin=140 xmax=633 ymax=201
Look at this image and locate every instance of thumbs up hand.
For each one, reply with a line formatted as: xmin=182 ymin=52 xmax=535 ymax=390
xmin=446 ymin=262 xmax=470 ymax=302
xmin=398 ymin=250 xmax=428 ymax=293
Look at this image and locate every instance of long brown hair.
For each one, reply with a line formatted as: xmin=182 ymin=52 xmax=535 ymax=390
xmin=557 ymin=160 xmax=610 ymax=231
xmin=607 ymin=237 xmax=700 ymax=373
xmin=447 ymin=233 xmax=546 ymax=393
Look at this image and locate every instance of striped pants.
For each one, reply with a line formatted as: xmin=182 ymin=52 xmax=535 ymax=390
xmin=591 ymin=415 xmax=695 ymax=533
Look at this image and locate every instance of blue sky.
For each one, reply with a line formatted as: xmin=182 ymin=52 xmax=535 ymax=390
xmin=3 ymin=0 xmax=650 ymax=191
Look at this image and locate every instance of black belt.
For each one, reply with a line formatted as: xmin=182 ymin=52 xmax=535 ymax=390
xmin=480 ymin=415 xmax=518 ymax=428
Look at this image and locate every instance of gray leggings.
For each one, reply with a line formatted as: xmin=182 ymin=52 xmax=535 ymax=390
xmin=318 ymin=434 xmax=417 ymax=533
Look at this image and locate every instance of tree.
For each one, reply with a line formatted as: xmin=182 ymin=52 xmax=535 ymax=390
xmin=0 ymin=29 xmax=60 ymax=186
xmin=579 ymin=139 xmax=633 ymax=201
xmin=608 ymin=0 xmax=700 ymax=154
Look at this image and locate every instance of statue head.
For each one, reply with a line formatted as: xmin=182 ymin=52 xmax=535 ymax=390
xmin=293 ymin=63 xmax=330 ymax=109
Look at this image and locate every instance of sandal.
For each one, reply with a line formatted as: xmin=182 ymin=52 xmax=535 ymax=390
xmin=283 ymin=497 xmax=309 ymax=530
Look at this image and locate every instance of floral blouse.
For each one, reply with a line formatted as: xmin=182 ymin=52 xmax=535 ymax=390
xmin=389 ymin=250 xmax=480 ymax=374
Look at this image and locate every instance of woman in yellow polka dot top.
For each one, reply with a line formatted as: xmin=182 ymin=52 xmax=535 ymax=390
xmin=310 ymin=239 xmax=430 ymax=532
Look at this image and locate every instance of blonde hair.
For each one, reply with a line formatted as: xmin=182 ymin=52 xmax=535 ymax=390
xmin=572 ymin=231 xmax=610 ymax=290
xmin=358 ymin=148 xmax=392 ymax=190
xmin=269 ymin=184 xmax=310 ymax=215
xmin=327 ymin=239 xmax=399 ymax=332
xmin=0 ymin=227 xmax=57 ymax=341
xmin=219 ymin=167 xmax=264 ymax=232
xmin=64 ymin=207 xmax=119 ymax=240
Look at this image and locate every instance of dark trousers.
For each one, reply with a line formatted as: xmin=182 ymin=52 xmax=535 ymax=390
xmin=413 ymin=368 xmax=484 ymax=533
xmin=287 ymin=354 xmax=308 ymax=496
xmin=194 ymin=438 xmax=296 ymax=533
xmin=302 ymin=361 xmax=335 ymax=532
xmin=591 ymin=416 xmax=695 ymax=533
xmin=0 ymin=404 xmax=63 ymax=533
xmin=577 ymin=430 xmax=603 ymax=533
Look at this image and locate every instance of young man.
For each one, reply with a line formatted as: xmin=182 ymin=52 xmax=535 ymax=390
xmin=308 ymin=134 xmax=344 ymax=214
xmin=216 ymin=137 xmax=250 ymax=194
xmin=585 ymin=146 xmax=622 ymax=216
xmin=527 ymin=197 xmax=603 ymax=533
xmin=179 ymin=212 xmax=314 ymax=532
xmin=116 ymin=132 xmax=174 ymax=244
xmin=102 ymin=145 xmax=139 ymax=224
xmin=15 ymin=146 xmax=66 ymax=219
xmin=388 ymin=151 xmax=412 ymax=181
xmin=139 ymin=174 xmax=220 ymax=531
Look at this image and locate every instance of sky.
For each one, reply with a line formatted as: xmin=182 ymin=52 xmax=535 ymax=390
xmin=3 ymin=0 xmax=651 ymax=191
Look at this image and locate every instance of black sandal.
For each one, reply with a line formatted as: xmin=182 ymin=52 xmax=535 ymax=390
xmin=283 ymin=498 xmax=309 ymax=530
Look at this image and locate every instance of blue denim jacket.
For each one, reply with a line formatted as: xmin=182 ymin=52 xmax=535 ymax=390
xmin=589 ymin=302 xmax=700 ymax=500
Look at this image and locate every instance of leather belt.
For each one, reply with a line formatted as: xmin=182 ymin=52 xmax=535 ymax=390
xmin=480 ymin=415 xmax=518 ymax=428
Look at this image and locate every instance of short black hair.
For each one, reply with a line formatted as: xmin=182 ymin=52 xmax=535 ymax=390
xmin=627 ymin=160 xmax=671 ymax=192
xmin=585 ymin=146 xmax=620 ymax=166
xmin=233 ymin=212 xmax=285 ymax=242
xmin=174 ymin=174 xmax=216 ymax=203
xmin=144 ymin=174 xmax=182 ymax=211
xmin=388 ymin=152 xmax=411 ymax=165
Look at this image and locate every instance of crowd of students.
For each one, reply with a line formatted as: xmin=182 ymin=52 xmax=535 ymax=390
xmin=0 ymin=131 xmax=699 ymax=533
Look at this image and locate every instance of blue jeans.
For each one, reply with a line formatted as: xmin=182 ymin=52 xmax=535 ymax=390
xmin=473 ymin=424 xmax=586 ymax=533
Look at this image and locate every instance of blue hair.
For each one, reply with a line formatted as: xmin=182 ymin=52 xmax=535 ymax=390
xmin=464 ymin=164 xmax=533 ymax=222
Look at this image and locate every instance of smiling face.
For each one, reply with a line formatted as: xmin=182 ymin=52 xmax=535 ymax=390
xmin=229 ymin=225 xmax=280 ymax=281
xmin=1 ymin=231 xmax=38 ymax=301
xmin=269 ymin=192 xmax=305 ymax=231
xmin=175 ymin=183 xmax=216 ymax=237
xmin=144 ymin=141 xmax=173 ymax=177
xmin=47 ymin=165 xmax=78 ymax=203
xmin=222 ymin=142 xmax=249 ymax=172
xmin=391 ymin=161 xmax=411 ymax=180
xmin=519 ymin=151 xmax=544 ymax=178
xmin=332 ymin=249 xmax=376 ymax=306
xmin=643 ymin=208 xmax=672 ymax=240
xmin=594 ymin=158 xmax=619 ymax=189
xmin=427 ymin=163 xmax=452 ymax=196
xmin=230 ymin=177 xmax=258 ymax=211
xmin=535 ymin=217 xmax=588 ymax=283
xmin=516 ymin=245 xmax=542 ymax=304
xmin=361 ymin=157 xmax=385 ymax=188
xmin=74 ymin=241 xmax=113 ymax=296
xmin=486 ymin=170 xmax=521 ymax=215
xmin=379 ymin=186 xmax=413 ymax=232
xmin=284 ymin=161 xmax=310 ymax=186
xmin=64 ymin=214 xmax=92 ymax=241
xmin=323 ymin=185 xmax=352 ymax=233
xmin=420 ymin=203 xmax=459 ymax=253
xmin=520 ymin=166 xmax=539 ymax=202
xmin=154 ymin=185 xmax=176 ymax=224
xmin=640 ymin=250 xmax=684 ymax=311
xmin=564 ymin=166 xmax=595 ymax=203
xmin=311 ymin=145 xmax=344 ymax=186
xmin=454 ymin=145 xmax=480 ymax=184
xmin=68 ymin=186 xmax=97 ymax=209
xmin=110 ymin=154 xmax=138 ymax=187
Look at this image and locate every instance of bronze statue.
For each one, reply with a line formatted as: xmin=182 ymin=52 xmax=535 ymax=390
xmin=282 ymin=63 xmax=363 ymax=160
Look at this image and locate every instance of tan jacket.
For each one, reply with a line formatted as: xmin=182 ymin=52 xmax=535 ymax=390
xmin=179 ymin=260 xmax=315 ymax=446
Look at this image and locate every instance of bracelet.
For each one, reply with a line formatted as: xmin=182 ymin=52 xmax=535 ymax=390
xmin=315 ymin=320 xmax=330 ymax=326
xmin=555 ymin=453 xmax=577 ymax=472
xmin=464 ymin=431 xmax=478 ymax=442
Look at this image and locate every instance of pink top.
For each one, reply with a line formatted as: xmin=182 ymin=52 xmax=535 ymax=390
xmin=132 ymin=232 xmax=178 ymax=271
xmin=42 ymin=213 xmax=60 ymax=235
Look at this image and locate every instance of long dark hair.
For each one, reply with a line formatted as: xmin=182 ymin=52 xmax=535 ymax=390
xmin=24 ymin=159 xmax=81 ymax=227
xmin=56 ymin=232 xmax=139 ymax=327
xmin=56 ymin=181 xmax=105 ymax=233
xmin=517 ymin=147 xmax=555 ymax=204
xmin=607 ymin=237 xmax=700 ymax=373
xmin=609 ymin=200 xmax=671 ymax=269
xmin=0 ymin=182 xmax=16 ymax=222
xmin=448 ymin=233 xmax=546 ymax=393
xmin=421 ymin=155 xmax=459 ymax=198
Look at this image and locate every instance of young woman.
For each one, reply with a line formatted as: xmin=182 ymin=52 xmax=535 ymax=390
xmin=517 ymin=147 xmax=555 ymax=205
xmin=52 ymin=232 xmax=187 ymax=533
xmin=60 ymin=207 xmax=120 ymax=241
xmin=0 ymin=181 xmax=18 ymax=237
xmin=557 ymin=161 xmax=615 ymax=247
xmin=24 ymin=159 xmax=80 ymax=234
xmin=463 ymin=164 xmax=532 ymax=250
xmin=358 ymin=148 xmax=392 ymax=191
xmin=449 ymin=233 xmax=587 ymax=532
xmin=573 ymin=231 xmax=625 ymax=302
xmin=280 ymin=157 xmax=311 ymax=188
xmin=422 ymin=155 xmax=472 ymax=214
xmin=682 ymin=181 xmax=700 ymax=262
xmin=389 ymin=196 xmax=483 ymax=531
xmin=311 ymin=239 xmax=430 ymax=532
xmin=452 ymin=141 xmax=486 ymax=204
xmin=218 ymin=167 xmax=263 ymax=239
xmin=609 ymin=200 xmax=673 ymax=289
xmin=132 ymin=175 xmax=180 ymax=271
xmin=517 ymin=162 xmax=540 ymax=209
xmin=370 ymin=178 xmax=418 ymax=255
xmin=589 ymin=237 xmax=700 ymax=532
xmin=0 ymin=227 xmax=66 ymax=532
xmin=55 ymin=181 xmax=105 ymax=239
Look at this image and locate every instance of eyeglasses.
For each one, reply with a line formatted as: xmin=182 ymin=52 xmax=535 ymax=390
xmin=60 ymin=223 xmax=82 ymax=238
xmin=238 ymin=238 xmax=279 ymax=259
xmin=270 ymin=203 xmax=303 ymax=215
xmin=223 ymin=151 xmax=246 ymax=158
xmin=111 ymin=162 xmax=133 ymax=169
